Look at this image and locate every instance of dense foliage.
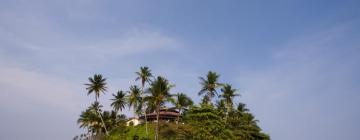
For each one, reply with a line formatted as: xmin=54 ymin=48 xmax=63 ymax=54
xmin=75 ymin=67 xmax=270 ymax=140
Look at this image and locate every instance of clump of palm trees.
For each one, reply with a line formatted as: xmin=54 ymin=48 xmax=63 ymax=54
xmin=77 ymin=67 xmax=270 ymax=140
xmin=83 ymin=74 xmax=110 ymax=135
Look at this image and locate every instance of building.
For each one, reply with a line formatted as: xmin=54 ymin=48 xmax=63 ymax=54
xmin=126 ymin=117 xmax=142 ymax=126
xmin=139 ymin=108 xmax=180 ymax=122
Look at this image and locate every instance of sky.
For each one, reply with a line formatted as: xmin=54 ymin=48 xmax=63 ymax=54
xmin=0 ymin=0 xmax=359 ymax=140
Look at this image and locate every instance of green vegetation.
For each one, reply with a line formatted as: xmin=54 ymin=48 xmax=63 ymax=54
xmin=75 ymin=67 xmax=270 ymax=140
xmin=105 ymin=124 xmax=156 ymax=140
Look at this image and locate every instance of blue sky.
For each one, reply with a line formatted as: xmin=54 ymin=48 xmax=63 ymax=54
xmin=0 ymin=0 xmax=360 ymax=140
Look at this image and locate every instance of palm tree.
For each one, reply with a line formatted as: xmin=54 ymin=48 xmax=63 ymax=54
xmin=201 ymin=95 xmax=211 ymax=105
xmin=128 ymin=85 xmax=141 ymax=118
xmin=88 ymin=102 xmax=108 ymax=135
xmin=111 ymin=90 xmax=127 ymax=113
xmin=78 ymin=108 xmax=100 ymax=134
xmin=135 ymin=67 xmax=153 ymax=89
xmin=135 ymin=66 xmax=153 ymax=138
xmin=78 ymin=102 xmax=109 ymax=138
xmin=84 ymin=74 xmax=108 ymax=135
xmin=219 ymin=84 xmax=239 ymax=122
xmin=215 ymin=99 xmax=227 ymax=118
xmin=199 ymin=71 xmax=222 ymax=104
xmin=238 ymin=113 xmax=263 ymax=139
xmin=102 ymin=110 xmax=123 ymax=131
xmin=85 ymin=74 xmax=107 ymax=102
xmin=236 ymin=103 xmax=249 ymax=113
xmin=172 ymin=93 xmax=193 ymax=128
xmin=146 ymin=76 xmax=174 ymax=140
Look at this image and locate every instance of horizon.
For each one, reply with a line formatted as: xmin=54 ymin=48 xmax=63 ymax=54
xmin=1 ymin=0 xmax=360 ymax=140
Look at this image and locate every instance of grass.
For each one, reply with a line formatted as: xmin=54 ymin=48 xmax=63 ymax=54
xmin=106 ymin=123 xmax=156 ymax=140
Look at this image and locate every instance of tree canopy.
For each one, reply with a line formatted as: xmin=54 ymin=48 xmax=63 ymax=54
xmin=75 ymin=68 xmax=270 ymax=140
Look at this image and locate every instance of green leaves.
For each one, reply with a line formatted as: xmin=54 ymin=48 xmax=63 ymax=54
xmin=184 ymin=105 xmax=233 ymax=140
xmin=147 ymin=76 xmax=174 ymax=108
xmin=111 ymin=90 xmax=127 ymax=112
xmin=173 ymin=93 xmax=193 ymax=112
xmin=226 ymin=104 xmax=270 ymax=140
xmin=85 ymin=74 xmax=107 ymax=101
xmin=128 ymin=85 xmax=141 ymax=111
xmin=135 ymin=66 xmax=153 ymax=86
xmin=199 ymin=71 xmax=222 ymax=104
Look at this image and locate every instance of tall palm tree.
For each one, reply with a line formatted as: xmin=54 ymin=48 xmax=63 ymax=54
xmin=84 ymin=74 xmax=108 ymax=135
xmin=88 ymin=102 xmax=108 ymax=135
xmin=219 ymin=84 xmax=239 ymax=122
xmin=199 ymin=71 xmax=222 ymax=104
xmin=146 ymin=76 xmax=174 ymax=140
xmin=128 ymin=85 xmax=141 ymax=118
xmin=85 ymin=74 xmax=107 ymax=102
xmin=111 ymin=90 xmax=127 ymax=113
xmin=172 ymin=93 xmax=193 ymax=128
xmin=135 ymin=67 xmax=153 ymax=88
xmin=135 ymin=66 xmax=153 ymax=138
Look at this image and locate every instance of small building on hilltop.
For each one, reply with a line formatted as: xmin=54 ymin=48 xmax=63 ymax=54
xmin=140 ymin=108 xmax=180 ymax=122
xmin=126 ymin=117 xmax=141 ymax=126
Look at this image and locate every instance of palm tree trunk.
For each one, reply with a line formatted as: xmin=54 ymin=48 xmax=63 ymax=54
xmin=133 ymin=107 xmax=140 ymax=135
xmin=141 ymin=84 xmax=149 ymax=139
xmin=95 ymin=95 xmax=108 ymax=135
xmin=144 ymin=107 xmax=149 ymax=138
xmin=155 ymin=105 xmax=160 ymax=140
xmin=206 ymin=94 xmax=212 ymax=105
xmin=225 ymin=105 xmax=229 ymax=123
xmin=177 ymin=108 xmax=181 ymax=129
xmin=97 ymin=109 xmax=108 ymax=135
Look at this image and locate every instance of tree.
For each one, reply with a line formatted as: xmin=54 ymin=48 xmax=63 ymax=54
xmin=127 ymin=85 xmax=143 ymax=137
xmin=219 ymin=84 xmax=239 ymax=122
xmin=172 ymin=93 xmax=193 ymax=128
xmin=146 ymin=76 xmax=174 ymax=140
xmin=236 ymin=103 xmax=249 ymax=113
xmin=201 ymin=95 xmax=211 ymax=105
xmin=184 ymin=104 xmax=234 ymax=140
xmin=78 ymin=108 xmax=100 ymax=134
xmin=88 ymin=102 xmax=108 ymax=135
xmin=78 ymin=102 xmax=128 ymax=140
xmin=227 ymin=103 xmax=270 ymax=140
xmin=199 ymin=71 xmax=222 ymax=104
xmin=128 ymin=85 xmax=141 ymax=118
xmin=85 ymin=74 xmax=107 ymax=102
xmin=215 ymin=99 xmax=227 ymax=119
xmin=78 ymin=102 xmax=107 ymax=137
xmin=135 ymin=66 xmax=153 ymax=138
xmin=102 ymin=110 xmax=126 ymax=132
xmin=84 ymin=74 xmax=109 ymax=135
xmin=111 ymin=90 xmax=127 ymax=113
